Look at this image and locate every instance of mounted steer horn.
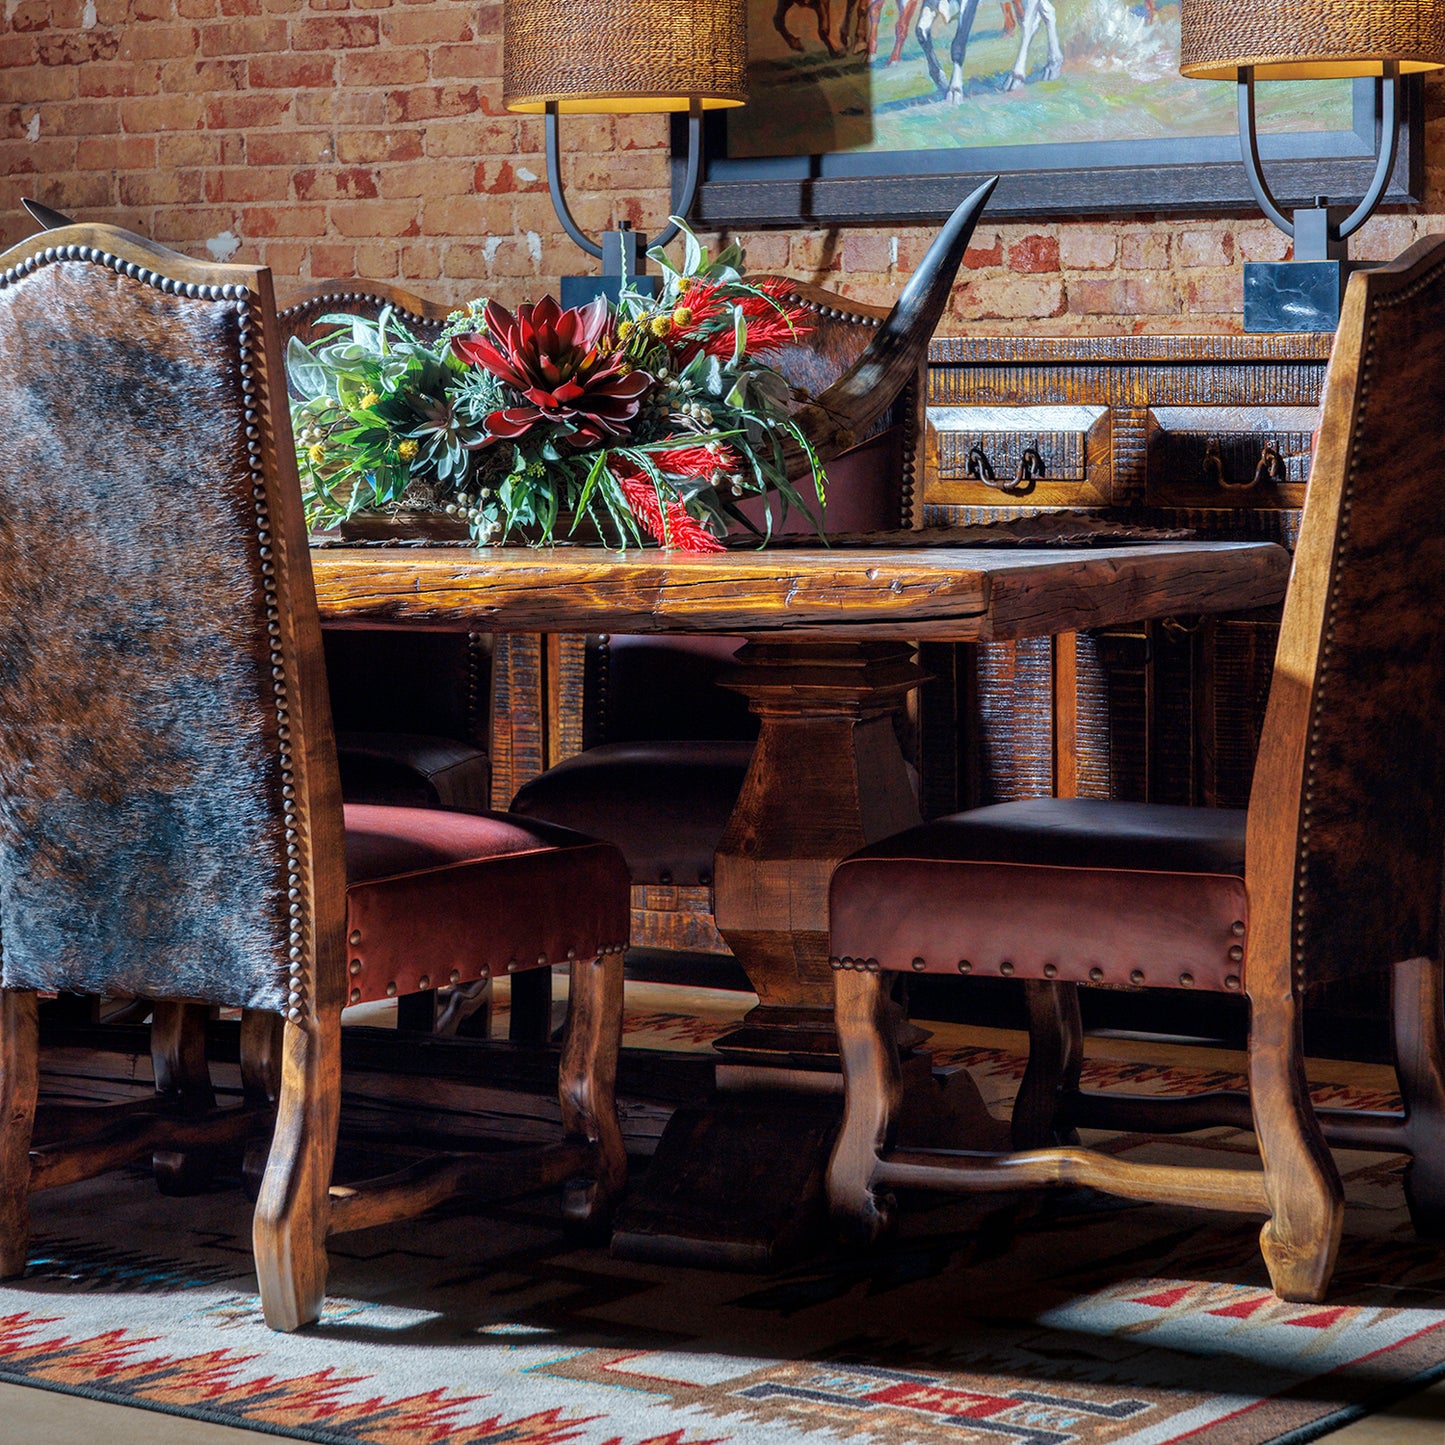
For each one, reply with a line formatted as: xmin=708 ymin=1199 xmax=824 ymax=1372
xmin=21 ymin=198 xmax=75 ymax=231
xmin=785 ymin=175 xmax=999 ymax=481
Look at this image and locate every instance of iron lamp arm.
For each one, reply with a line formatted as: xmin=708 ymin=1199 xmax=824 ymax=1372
xmin=544 ymin=98 xmax=705 ymax=266
xmin=1236 ymin=62 xmax=1402 ymax=247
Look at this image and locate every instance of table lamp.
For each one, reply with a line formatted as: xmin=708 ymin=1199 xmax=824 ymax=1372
xmin=503 ymin=0 xmax=748 ymax=306
xmin=1180 ymin=0 xmax=1445 ymax=332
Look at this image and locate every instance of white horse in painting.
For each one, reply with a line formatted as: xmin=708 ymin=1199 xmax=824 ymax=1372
xmin=1001 ymin=0 xmax=1063 ymax=92
xmin=911 ymin=0 xmax=1064 ymax=103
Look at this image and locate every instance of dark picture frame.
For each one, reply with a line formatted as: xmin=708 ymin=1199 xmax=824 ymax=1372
xmin=682 ymin=76 xmax=1424 ymax=229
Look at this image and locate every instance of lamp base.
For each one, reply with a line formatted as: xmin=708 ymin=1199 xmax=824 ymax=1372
xmin=560 ymin=273 xmax=656 ymax=308
xmin=1243 ymin=259 xmax=1362 ymax=334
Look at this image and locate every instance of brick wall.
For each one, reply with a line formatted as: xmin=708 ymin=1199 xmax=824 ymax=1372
xmin=4 ymin=0 xmax=1442 ymax=336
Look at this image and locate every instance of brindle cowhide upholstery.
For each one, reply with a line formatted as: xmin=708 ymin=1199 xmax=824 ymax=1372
xmin=0 ymin=247 xmax=298 ymax=1010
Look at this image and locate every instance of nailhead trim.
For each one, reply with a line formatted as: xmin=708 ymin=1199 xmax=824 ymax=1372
xmin=3 ymin=249 xmax=310 ymax=1026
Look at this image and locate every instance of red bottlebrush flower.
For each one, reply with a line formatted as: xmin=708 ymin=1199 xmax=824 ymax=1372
xmin=612 ymin=462 xmax=726 ymax=553
xmin=650 ymin=443 xmax=742 ymax=478
xmin=453 ymin=296 xmax=654 ymax=448
xmin=667 ymin=279 xmax=812 ymax=365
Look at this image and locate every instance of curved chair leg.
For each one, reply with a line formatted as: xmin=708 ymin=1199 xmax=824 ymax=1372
xmin=826 ymin=967 xmax=901 ymax=1245
xmin=0 ymin=991 xmax=39 ymax=1279
xmin=1248 ymin=983 xmax=1343 ymax=1303
xmin=559 ymin=949 xmax=626 ymax=1232
xmin=240 ymin=1009 xmax=284 ymax=1202
xmin=1392 ymin=956 xmax=1445 ymax=1237
xmin=253 ymin=1007 xmax=340 ymax=1332
xmin=1014 ymin=980 xmax=1083 ymax=1149
xmin=151 ymin=1000 xmax=219 ymax=1195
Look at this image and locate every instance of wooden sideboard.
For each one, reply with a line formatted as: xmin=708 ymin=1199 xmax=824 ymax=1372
xmin=917 ymin=332 xmax=1333 ymax=822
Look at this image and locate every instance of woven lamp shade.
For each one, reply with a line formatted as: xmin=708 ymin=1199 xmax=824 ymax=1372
xmin=1180 ymin=0 xmax=1445 ymax=80
xmin=504 ymin=0 xmax=748 ymax=113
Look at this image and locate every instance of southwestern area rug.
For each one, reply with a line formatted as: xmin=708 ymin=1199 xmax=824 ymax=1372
xmin=3 ymin=984 xmax=1444 ymax=1445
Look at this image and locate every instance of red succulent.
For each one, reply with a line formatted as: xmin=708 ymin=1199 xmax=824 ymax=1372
xmin=454 ymin=296 xmax=654 ymax=448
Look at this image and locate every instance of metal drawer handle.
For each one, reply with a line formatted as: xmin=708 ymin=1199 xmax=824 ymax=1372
xmin=965 ymin=444 xmax=997 ymax=482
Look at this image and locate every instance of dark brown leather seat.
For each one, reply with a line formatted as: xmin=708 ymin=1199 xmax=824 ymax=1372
xmin=833 ymin=799 xmax=1249 ymax=994
xmin=825 ymin=237 xmax=1445 ymax=1306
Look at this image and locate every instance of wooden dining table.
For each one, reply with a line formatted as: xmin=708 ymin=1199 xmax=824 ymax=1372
xmin=311 ymin=539 xmax=1291 ymax=1266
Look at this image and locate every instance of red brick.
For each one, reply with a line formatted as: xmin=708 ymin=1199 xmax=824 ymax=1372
xmin=77 ymin=134 xmax=157 ymax=170
xmin=334 ymin=129 xmax=424 ymax=164
xmin=8 ymin=1 xmax=58 ymax=33
xmin=241 ymin=204 xmax=328 ymax=236
xmin=1008 ymin=234 xmax=1060 ymax=273
xmin=382 ymin=9 xmax=474 ymax=45
xmin=176 ymin=0 xmax=221 ymax=16
xmin=0 ymin=36 xmax=40 ymax=68
xmin=290 ymin=15 xmax=380 ymax=49
xmin=293 ymin=94 xmax=335 ymax=126
xmin=37 ymin=30 xmax=120 ymax=65
xmin=120 ymin=93 xmax=204 ymax=131
xmin=399 ymin=241 xmax=445 ymax=282
xmin=424 ymin=116 xmax=517 ymax=157
xmin=246 ymin=130 xmax=334 ymax=166
xmin=158 ymin=59 xmax=248 ymax=94
xmin=431 ymin=41 xmax=500 ymax=80
xmin=311 ymin=242 xmax=358 ymax=275
xmin=248 ymin=54 xmax=336 ymax=88
xmin=963 ymin=236 xmax=1003 ymax=269
xmin=842 ymin=231 xmax=893 ymax=274
xmin=33 ymin=99 xmax=122 ymax=136
xmin=119 ymin=169 xmax=206 ymax=206
xmin=221 ymin=0 xmax=263 ymax=15
xmin=329 ymin=200 xmax=420 ymax=237
xmin=7 ymin=60 xmax=77 ymax=100
xmin=203 ymin=94 xmax=293 ymax=129
xmin=205 ymin=166 xmax=291 ymax=202
xmin=294 ymin=166 xmax=380 ymax=201
xmin=157 ymin=132 xmax=223 ymax=166
xmin=0 ymin=138 xmax=77 ymax=176
xmin=385 ymin=85 xmax=482 ymax=123
xmin=353 ymin=240 xmax=400 ymax=276
xmin=198 ymin=18 xmax=287 ymax=54
xmin=119 ymin=25 xmax=202 ymax=60
xmin=79 ymin=61 xmax=163 ymax=97
xmin=256 ymin=239 xmax=307 ymax=276
xmin=341 ymin=48 xmax=429 ymax=87
xmin=380 ymin=157 xmax=472 ymax=198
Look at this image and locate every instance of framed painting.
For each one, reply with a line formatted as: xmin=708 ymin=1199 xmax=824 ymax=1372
xmin=685 ymin=0 xmax=1424 ymax=227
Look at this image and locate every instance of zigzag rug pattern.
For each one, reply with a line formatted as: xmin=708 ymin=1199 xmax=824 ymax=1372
xmin=4 ymin=997 xmax=1444 ymax=1445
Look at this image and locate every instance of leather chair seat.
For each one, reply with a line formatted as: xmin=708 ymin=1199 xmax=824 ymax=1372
xmin=509 ymin=740 xmax=755 ymax=886
xmin=343 ymin=803 xmax=630 ymax=1005
xmin=337 ymin=730 xmax=491 ymax=812
xmin=830 ymin=798 xmax=1249 ymax=994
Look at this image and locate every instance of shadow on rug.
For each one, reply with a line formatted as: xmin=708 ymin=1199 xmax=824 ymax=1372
xmin=4 ymin=1015 xmax=1444 ymax=1445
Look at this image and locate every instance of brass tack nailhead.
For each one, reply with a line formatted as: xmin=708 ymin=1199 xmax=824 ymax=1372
xmin=349 ymin=930 xmax=362 ymax=946
xmin=349 ymin=958 xmax=362 ymax=975
xmin=1043 ymin=963 xmax=1058 ymax=979
xmin=449 ymin=969 xmax=461 ymax=984
xmin=999 ymin=961 xmax=1015 ymax=976
xmin=1129 ymin=969 xmax=1145 ymax=986
xmin=1231 ymin=920 xmax=1245 ymax=937
xmin=1088 ymin=967 xmax=1104 ymax=983
xmin=418 ymin=975 xmax=430 ymax=990
xmin=911 ymin=956 xmax=926 ymax=972
xmin=957 ymin=959 xmax=971 ymax=973
xmin=349 ymin=988 xmax=361 ymax=1004
xmin=1224 ymin=974 xmax=1241 ymax=991
xmin=1179 ymin=972 xmax=1194 ymax=988
xmin=385 ymin=982 xmax=397 ymax=997
xmin=537 ymin=953 xmax=548 ymax=967
xmin=1228 ymin=944 xmax=1244 ymax=962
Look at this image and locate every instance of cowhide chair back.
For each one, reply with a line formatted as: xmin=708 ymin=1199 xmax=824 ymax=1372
xmin=0 ymin=224 xmax=631 ymax=1331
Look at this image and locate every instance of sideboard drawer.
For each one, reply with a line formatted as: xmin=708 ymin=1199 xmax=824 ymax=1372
xmin=926 ymin=403 xmax=1111 ymax=507
xmin=1146 ymin=405 xmax=1317 ymax=509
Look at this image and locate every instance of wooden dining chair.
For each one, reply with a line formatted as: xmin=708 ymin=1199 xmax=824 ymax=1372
xmin=825 ymin=235 xmax=1445 ymax=1303
xmin=0 ymin=223 xmax=631 ymax=1331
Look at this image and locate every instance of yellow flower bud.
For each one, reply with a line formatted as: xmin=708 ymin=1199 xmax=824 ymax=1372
xmin=359 ymin=390 xmax=380 ymax=409
xmin=672 ymin=306 xmax=692 ymax=327
xmin=649 ymin=315 xmax=672 ymax=337
xmin=397 ymin=439 xmax=420 ymax=461
xmin=617 ymin=319 xmax=634 ymax=341
xmin=306 ymin=443 xmax=326 ymax=465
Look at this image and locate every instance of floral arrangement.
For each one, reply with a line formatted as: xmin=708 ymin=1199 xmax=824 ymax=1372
xmin=287 ymin=229 xmax=826 ymax=552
